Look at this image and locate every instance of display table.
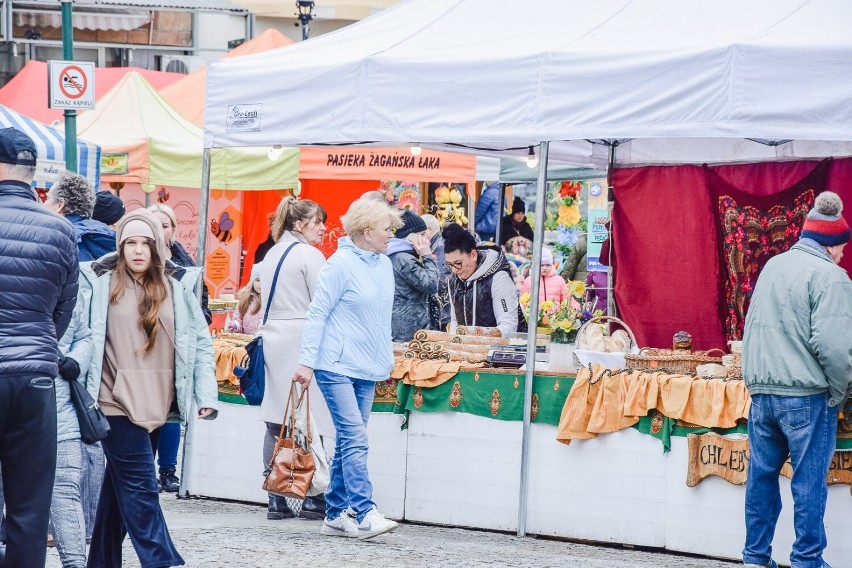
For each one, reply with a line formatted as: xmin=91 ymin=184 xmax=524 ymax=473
xmin=187 ymin=368 xmax=852 ymax=567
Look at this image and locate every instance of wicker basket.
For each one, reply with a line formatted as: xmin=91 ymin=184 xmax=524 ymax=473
xmin=625 ymin=347 xmax=725 ymax=374
xmin=575 ymin=316 xmax=638 ymax=351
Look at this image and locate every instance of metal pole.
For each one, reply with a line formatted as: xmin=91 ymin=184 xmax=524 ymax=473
xmin=495 ymin=183 xmax=506 ymax=244
xmin=4 ymin=0 xmax=14 ymax=42
xmin=606 ymin=143 xmax=616 ymax=317
xmin=517 ymin=141 xmax=549 ymax=537
xmin=177 ymin=147 xmax=212 ymax=498
xmin=61 ymin=0 xmax=77 ymax=173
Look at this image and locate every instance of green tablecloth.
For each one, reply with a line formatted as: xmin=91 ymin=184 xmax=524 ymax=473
xmin=220 ymin=371 xmax=850 ymax=452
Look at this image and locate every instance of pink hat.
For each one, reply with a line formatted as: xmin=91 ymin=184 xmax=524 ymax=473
xmin=540 ymin=246 xmax=553 ymax=266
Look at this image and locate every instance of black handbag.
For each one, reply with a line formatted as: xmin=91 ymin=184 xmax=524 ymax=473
xmin=234 ymin=241 xmax=299 ymax=406
xmin=67 ymin=377 xmax=110 ymax=445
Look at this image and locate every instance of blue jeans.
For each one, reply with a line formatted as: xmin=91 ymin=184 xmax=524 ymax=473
xmin=50 ymin=440 xmax=87 ymax=568
xmin=314 ymin=370 xmax=375 ymax=523
xmin=88 ymin=417 xmax=184 ymax=568
xmin=156 ymin=422 xmax=181 ymax=472
xmin=744 ymin=393 xmax=837 ymax=568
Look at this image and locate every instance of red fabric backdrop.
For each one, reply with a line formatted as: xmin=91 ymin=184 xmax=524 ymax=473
xmin=238 ymin=179 xmax=380 ymax=286
xmin=612 ymin=158 xmax=852 ymax=350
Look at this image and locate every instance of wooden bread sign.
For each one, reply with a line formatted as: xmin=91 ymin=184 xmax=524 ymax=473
xmin=686 ymin=432 xmax=852 ymax=491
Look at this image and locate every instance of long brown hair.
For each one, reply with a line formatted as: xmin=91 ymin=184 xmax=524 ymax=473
xmin=236 ymin=279 xmax=261 ymax=318
xmin=110 ymin=237 xmax=169 ymax=353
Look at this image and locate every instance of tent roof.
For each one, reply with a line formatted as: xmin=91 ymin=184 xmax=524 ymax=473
xmin=0 ymin=61 xmax=184 ymax=125
xmin=160 ymin=29 xmax=293 ymax=126
xmin=203 ymin=0 xmax=852 ymax=167
xmin=76 ymin=72 xmax=298 ymax=189
xmin=0 ymin=105 xmax=101 ymax=189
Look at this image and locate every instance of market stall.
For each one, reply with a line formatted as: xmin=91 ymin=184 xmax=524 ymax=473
xmin=0 ymin=104 xmax=101 ymax=190
xmin=194 ymin=1 xmax=852 ymax=564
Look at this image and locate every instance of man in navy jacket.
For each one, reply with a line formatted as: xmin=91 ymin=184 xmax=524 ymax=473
xmin=0 ymin=128 xmax=79 ymax=567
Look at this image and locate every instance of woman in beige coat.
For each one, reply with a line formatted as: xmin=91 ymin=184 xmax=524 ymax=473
xmin=257 ymin=196 xmax=332 ymax=520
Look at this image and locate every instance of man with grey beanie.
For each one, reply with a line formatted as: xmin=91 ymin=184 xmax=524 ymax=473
xmin=742 ymin=191 xmax=852 ymax=568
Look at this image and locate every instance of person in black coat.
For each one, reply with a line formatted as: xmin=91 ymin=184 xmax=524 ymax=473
xmin=0 ymin=128 xmax=79 ymax=567
xmin=499 ymin=196 xmax=534 ymax=246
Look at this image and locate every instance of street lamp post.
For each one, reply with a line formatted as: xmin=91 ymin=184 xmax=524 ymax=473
xmin=60 ymin=0 xmax=77 ymax=173
xmin=296 ymin=0 xmax=315 ymax=41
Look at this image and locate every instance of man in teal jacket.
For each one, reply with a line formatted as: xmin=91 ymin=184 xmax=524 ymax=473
xmin=742 ymin=191 xmax=852 ymax=568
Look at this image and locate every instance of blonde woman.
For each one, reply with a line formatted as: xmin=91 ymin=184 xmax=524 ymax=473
xmin=293 ymin=199 xmax=403 ymax=540
xmin=80 ymin=209 xmax=217 ymax=567
xmin=258 ymin=197 xmax=333 ymax=520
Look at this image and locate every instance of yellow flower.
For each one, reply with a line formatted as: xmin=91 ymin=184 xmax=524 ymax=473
xmin=557 ymin=204 xmax=581 ymax=226
xmin=569 ymin=280 xmax=586 ymax=297
xmin=519 ymin=292 xmax=531 ymax=306
xmin=540 ymin=300 xmax=555 ymax=313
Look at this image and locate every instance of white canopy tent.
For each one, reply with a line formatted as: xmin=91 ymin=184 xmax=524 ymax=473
xmin=200 ymin=0 xmax=852 ymax=537
xmin=204 ymin=0 xmax=852 ymax=166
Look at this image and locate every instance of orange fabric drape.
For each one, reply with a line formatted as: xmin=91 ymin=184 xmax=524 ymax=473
xmin=239 ymin=190 xmax=287 ymax=287
xmin=299 ymin=179 xmax=381 ymax=257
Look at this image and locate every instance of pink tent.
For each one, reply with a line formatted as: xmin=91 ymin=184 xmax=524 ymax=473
xmin=0 ymin=61 xmax=183 ymax=124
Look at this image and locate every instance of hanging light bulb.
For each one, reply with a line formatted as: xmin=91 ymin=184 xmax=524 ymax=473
xmin=410 ymin=143 xmax=422 ymax=156
xmin=526 ymin=146 xmax=538 ymax=168
xmin=267 ymin=144 xmax=284 ymax=161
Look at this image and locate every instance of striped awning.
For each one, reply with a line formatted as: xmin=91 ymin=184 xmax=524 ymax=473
xmin=15 ymin=10 xmax=151 ymax=32
xmin=0 ymin=106 xmax=101 ymax=190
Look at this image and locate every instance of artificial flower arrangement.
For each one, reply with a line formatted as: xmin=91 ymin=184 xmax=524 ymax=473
xmin=519 ymin=280 xmax=602 ymax=344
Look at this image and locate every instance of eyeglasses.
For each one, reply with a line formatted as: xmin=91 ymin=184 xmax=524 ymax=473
xmin=444 ymin=259 xmax=465 ymax=270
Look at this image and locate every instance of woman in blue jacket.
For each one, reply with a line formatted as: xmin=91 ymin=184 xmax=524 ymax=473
xmin=293 ymin=199 xmax=402 ymax=541
xmin=80 ymin=209 xmax=218 ymax=568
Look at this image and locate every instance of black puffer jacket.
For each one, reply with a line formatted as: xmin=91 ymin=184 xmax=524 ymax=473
xmin=0 ymin=180 xmax=79 ymax=378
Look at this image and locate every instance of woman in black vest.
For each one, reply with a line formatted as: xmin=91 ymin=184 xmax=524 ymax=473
xmin=442 ymin=224 xmax=522 ymax=336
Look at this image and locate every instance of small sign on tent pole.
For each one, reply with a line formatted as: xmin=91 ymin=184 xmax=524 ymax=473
xmin=48 ymin=60 xmax=95 ymax=110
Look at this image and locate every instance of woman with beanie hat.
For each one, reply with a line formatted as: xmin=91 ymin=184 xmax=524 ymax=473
xmin=499 ymin=196 xmax=534 ymax=246
xmin=386 ymin=210 xmax=439 ymax=342
xmin=147 ymin=203 xmax=212 ymax=495
xmin=79 ymin=209 xmax=218 ymax=567
xmin=92 ymin=191 xmax=125 ymax=227
xmin=742 ymin=191 xmax=852 ymax=568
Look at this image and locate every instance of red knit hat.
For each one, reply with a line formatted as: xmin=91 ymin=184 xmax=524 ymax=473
xmin=801 ymin=192 xmax=850 ymax=247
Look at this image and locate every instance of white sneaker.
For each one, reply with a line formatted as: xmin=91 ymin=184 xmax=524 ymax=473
xmin=356 ymin=508 xmax=398 ymax=540
xmin=320 ymin=513 xmax=358 ymax=538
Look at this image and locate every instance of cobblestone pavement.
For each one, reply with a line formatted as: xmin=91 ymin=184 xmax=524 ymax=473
xmin=47 ymin=497 xmax=737 ymax=567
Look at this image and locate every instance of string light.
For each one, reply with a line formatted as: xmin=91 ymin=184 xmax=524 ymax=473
xmin=526 ymin=146 xmax=538 ymax=168
xmin=267 ymin=144 xmax=284 ymax=161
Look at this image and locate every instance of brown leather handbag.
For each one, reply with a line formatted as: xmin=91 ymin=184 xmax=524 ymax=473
xmin=262 ymin=383 xmax=316 ymax=500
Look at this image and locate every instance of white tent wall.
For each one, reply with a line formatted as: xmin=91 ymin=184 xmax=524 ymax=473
xmin=198 ymin=0 xmax=852 ymax=556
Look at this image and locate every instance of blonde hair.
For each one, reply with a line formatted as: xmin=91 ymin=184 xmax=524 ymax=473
xmin=236 ymin=279 xmax=261 ymax=318
xmin=341 ymin=199 xmax=403 ymax=238
xmin=271 ymin=196 xmax=327 ymax=242
xmin=421 ymin=214 xmax=440 ymax=233
xmin=147 ymin=203 xmax=178 ymax=246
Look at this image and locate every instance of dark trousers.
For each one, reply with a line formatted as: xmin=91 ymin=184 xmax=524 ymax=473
xmin=87 ymin=417 xmax=184 ymax=568
xmin=0 ymin=375 xmax=57 ymax=567
xmin=156 ymin=422 xmax=180 ymax=472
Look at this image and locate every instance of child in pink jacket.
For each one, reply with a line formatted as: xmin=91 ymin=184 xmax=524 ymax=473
xmin=521 ymin=247 xmax=569 ymax=304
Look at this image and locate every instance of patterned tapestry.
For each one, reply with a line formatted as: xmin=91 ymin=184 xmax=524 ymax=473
xmin=706 ymin=160 xmax=829 ymax=341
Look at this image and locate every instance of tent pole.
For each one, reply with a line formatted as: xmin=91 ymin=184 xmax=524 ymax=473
xmin=517 ymin=140 xmax=549 ymax=537
xmin=495 ymin=183 xmax=506 ymax=244
xmin=177 ymin=146 xmax=212 ymax=499
xmin=606 ymin=143 xmax=616 ymax=317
